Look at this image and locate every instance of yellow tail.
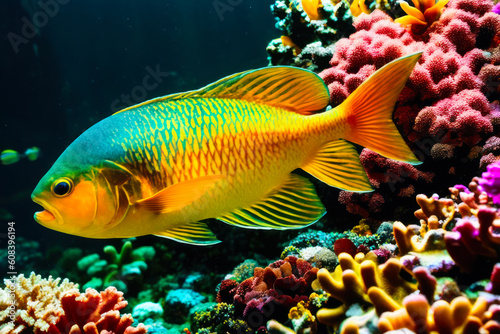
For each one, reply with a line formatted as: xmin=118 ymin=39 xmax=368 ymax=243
xmin=340 ymin=52 xmax=422 ymax=165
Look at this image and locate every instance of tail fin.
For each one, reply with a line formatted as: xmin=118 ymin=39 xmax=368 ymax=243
xmin=341 ymin=52 xmax=422 ymax=165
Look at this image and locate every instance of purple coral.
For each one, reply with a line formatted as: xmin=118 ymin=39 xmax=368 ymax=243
xmin=478 ymin=161 xmax=500 ymax=204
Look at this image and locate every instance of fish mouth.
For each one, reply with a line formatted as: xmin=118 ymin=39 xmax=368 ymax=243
xmin=31 ymin=196 xmax=57 ymax=224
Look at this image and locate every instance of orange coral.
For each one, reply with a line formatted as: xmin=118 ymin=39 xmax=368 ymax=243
xmin=350 ymin=0 xmax=371 ymax=16
xmin=0 ymin=274 xmax=145 ymax=334
xmin=301 ymin=0 xmax=324 ymax=20
xmin=281 ymin=36 xmax=303 ymax=55
xmin=395 ymin=0 xmax=450 ymax=34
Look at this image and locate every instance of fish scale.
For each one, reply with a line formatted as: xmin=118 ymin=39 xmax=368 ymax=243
xmin=32 ymin=53 xmax=423 ymax=242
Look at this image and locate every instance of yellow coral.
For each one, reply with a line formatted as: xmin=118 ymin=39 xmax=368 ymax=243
xmin=281 ymin=36 xmax=303 ymax=56
xmin=350 ymin=0 xmax=370 ymax=16
xmin=395 ymin=0 xmax=450 ymax=34
xmin=351 ymin=221 xmax=372 ymax=236
xmin=377 ymin=295 xmax=494 ymax=333
xmin=301 ymin=0 xmax=324 ymax=20
xmin=288 ymin=301 xmax=317 ymax=334
xmin=414 ymin=194 xmax=455 ymax=230
xmin=314 ymin=253 xmax=422 ymax=326
xmin=0 ymin=272 xmax=78 ymax=334
xmin=393 ymin=221 xmax=447 ymax=255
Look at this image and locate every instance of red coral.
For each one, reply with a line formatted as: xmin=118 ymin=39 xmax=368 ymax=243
xmin=228 ymin=256 xmax=318 ymax=328
xmin=359 ymin=149 xmax=434 ymax=188
xmin=51 ymin=287 xmax=146 ymax=334
xmin=217 ymin=279 xmax=239 ymax=304
xmin=333 ymin=238 xmax=358 ymax=257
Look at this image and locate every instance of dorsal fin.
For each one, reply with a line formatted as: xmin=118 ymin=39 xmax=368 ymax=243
xmin=115 ymin=66 xmax=330 ymax=115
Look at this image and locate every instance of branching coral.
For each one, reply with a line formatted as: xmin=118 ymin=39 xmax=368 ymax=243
xmin=77 ymin=240 xmax=155 ymax=293
xmin=53 ymin=287 xmax=146 ymax=334
xmin=376 ymin=295 xmax=498 ymax=333
xmin=0 ymin=273 xmax=146 ymax=334
xmin=0 ymin=273 xmax=77 ymax=333
xmin=478 ymin=160 xmax=500 ymax=204
xmin=445 ymin=207 xmax=500 ymax=272
xmin=313 ymin=253 xmax=436 ymax=326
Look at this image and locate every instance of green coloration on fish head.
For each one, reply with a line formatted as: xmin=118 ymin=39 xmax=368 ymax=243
xmin=32 ymin=118 xmax=133 ymax=238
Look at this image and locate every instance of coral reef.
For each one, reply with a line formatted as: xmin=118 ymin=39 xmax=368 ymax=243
xmin=0 ymin=273 xmax=146 ymax=334
xmin=314 ymin=253 xmax=436 ymax=327
xmin=267 ymin=0 xmax=355 ymax=70
xmin=318 ymin=0 xmax=500 ymax=219
xmin=0 ymin=273 xmax=77 ymax=333
xmin=192 ymin=303 xmax=253 ymax=334
xmin=479 ymin=160 xmax=500 ymax=204
xmin=216 ymin=256 xmax=319 ymax=330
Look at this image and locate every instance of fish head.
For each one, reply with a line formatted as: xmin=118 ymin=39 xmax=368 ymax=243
xmin=31 ymin=158 xmax=130 ymax=238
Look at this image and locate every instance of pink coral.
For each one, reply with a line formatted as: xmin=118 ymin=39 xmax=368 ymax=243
xmin=52 ymin=287 xmax=146 ymax=334
xmin=319 ymin=0 xmax=500 ymax=217
xmin=478 ymin=161 xmax=500 ymax=204
xmin=222 ymin=256 xmax=318 ymax=328
xmin=414 ymin=89 xmax=493 ymax=147
xmin=444 ymin=207 xmax=500 ymax=271
xmin=360 ymin=149 xmax=434 ymax=189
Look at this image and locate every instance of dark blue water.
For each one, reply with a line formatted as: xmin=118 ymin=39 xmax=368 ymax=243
xmin=0 ymin=0 xmax=276 ymax=252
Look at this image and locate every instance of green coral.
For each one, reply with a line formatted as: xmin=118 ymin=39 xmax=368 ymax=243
xmin=76 ymin=240 xmax=155 ymax=293
xmin=228 ymin=259 xmax=259 ymax=283
xmin=281 ymin=245 xmax=301 ymax=259
xmin=192 ymin=303 xmax=253 ymax=334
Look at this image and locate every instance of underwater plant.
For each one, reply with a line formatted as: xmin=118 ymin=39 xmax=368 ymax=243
xmin=77 ymin=240 xmax=155 ymax=294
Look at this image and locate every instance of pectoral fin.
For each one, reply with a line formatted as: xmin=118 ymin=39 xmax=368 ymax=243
xmin=154 ymin=221 xmax=221 ymax=245
xmin=136 ymin=175 xmax=223 ymax=213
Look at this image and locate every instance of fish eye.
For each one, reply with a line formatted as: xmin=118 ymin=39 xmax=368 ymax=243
xmin=51 ymin=178 xmax=74 ymax=197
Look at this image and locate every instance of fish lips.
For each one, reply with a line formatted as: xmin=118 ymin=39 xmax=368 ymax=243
xmin=31 ymin=195 xmax=58 ymax=225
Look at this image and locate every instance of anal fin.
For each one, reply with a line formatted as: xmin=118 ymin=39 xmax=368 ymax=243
xmin=218 ymin=174 xmax=325 ymax=230
xmin=154 ymin=221 xmax=220 ymax=245
xmin=301 ymin=139 xmax=373 ymax=192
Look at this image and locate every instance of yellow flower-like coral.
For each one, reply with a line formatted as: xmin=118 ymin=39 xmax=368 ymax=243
xmin=395 ymin=0 xmax=450 ymax=34
xmin=350 ymin=0 xmax=371 ymax=17
xmin=301 ymin=0 xmax=324 ymax=20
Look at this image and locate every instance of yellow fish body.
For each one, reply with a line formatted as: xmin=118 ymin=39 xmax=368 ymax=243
xmin=31 ymin=53 xmax=422 ymax=244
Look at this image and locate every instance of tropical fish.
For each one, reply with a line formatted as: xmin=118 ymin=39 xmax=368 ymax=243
xmin=1 ymin=150 xmax=20 ymax=165
xmin=32 ymin=52 xmax=422 ymax=244
xmin=1 ymin=147 xmax=40 ymax=165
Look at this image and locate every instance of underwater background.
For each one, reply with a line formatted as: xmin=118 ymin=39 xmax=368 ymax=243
xmin=1 ymin=0 xmax=500 ymax=333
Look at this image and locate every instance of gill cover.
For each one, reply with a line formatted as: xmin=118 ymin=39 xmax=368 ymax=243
xmin=93 ymin=160 xmax=141 ymax=230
